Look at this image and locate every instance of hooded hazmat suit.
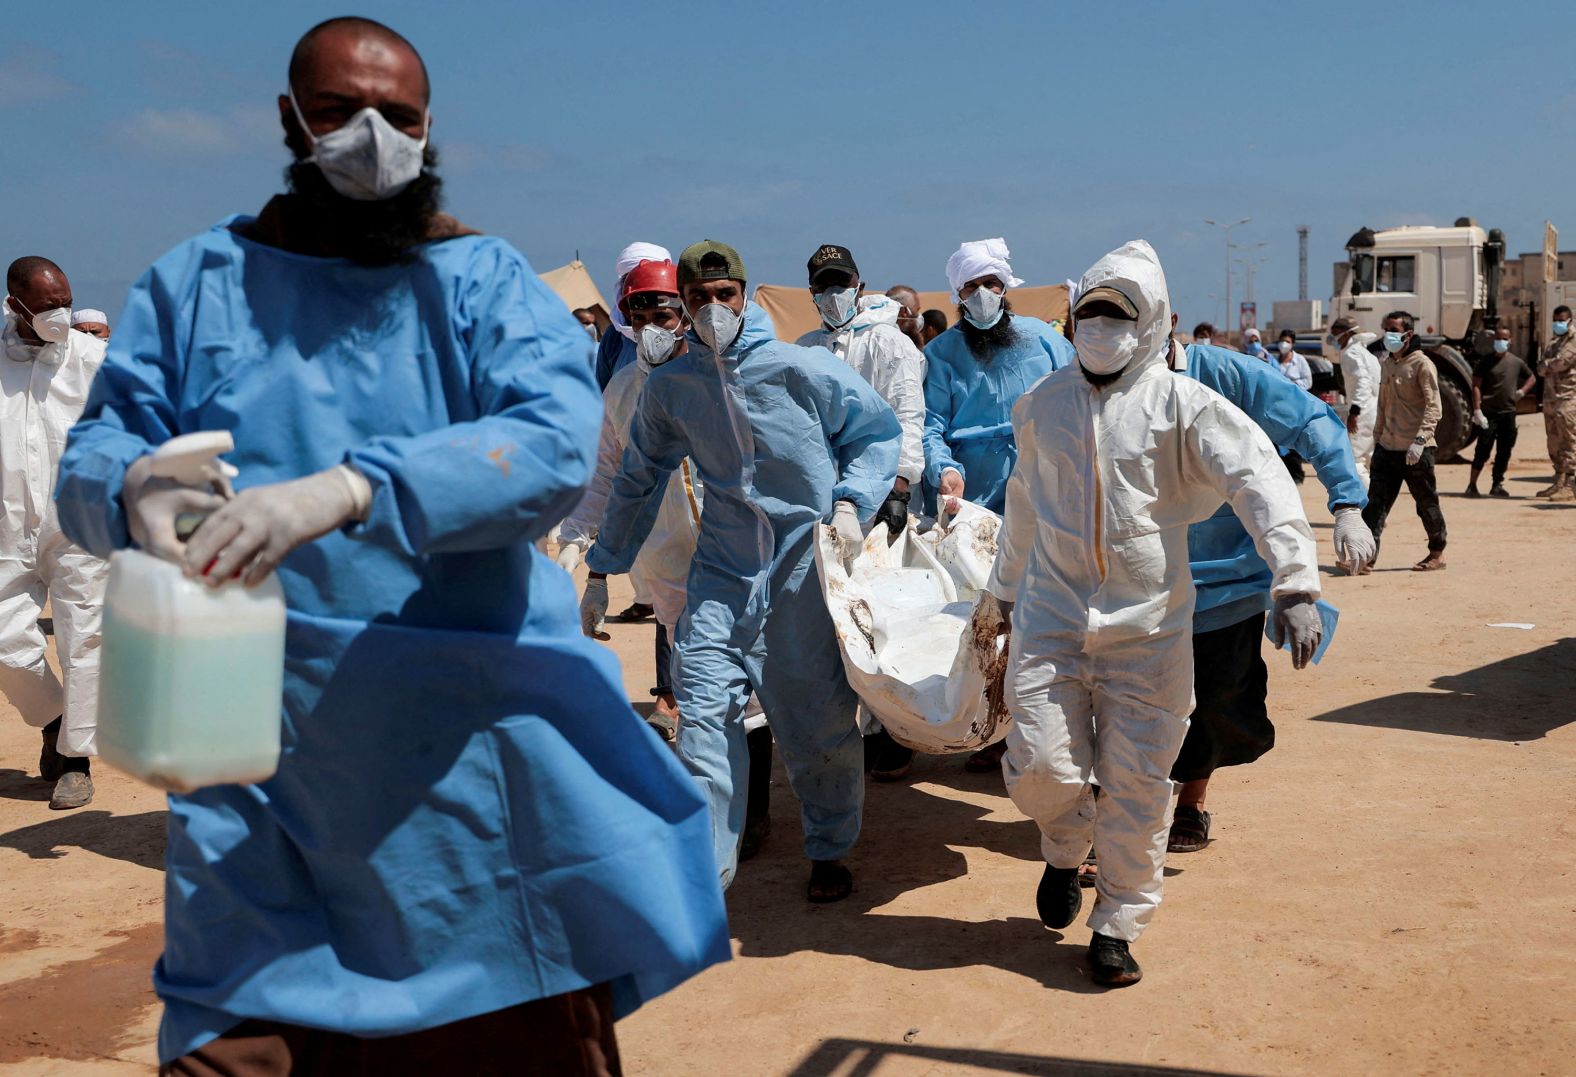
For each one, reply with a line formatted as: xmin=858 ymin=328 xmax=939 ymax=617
xmin=587 ymin=302 xmax=900 ymax=886
xmin=922 ymin=313 xmax=1074 ymax=513
xmin=0 ymin=312 xmax=107 ymax=757
xmin=559 ymin=354 xmax=701 ymax=631
xmin=1338 ymin=333 xmax=1380 ymax=485
xmin=54 ymin=217 xmax=729 ymax=1062
xmin=797 ymin=293 xmax=927 ymax=486
xmin=987 ymin=241 xmax=1319 ymax=942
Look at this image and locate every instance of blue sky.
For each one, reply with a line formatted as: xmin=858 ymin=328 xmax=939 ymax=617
xmin=3 ymin=1 xmax=1571 ymax=328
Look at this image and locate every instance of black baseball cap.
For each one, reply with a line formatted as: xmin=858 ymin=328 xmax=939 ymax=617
xmin=807 ymin=243 xmax=860 ymax=285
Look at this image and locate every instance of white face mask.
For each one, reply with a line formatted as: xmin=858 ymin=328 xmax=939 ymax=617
xmin=814 ymin=287 xmax=859 ymax=330
xmin=962 ymin=286 xmax=1004 ymax=329
xmin=1075 ymin=316 xmax=1140 ymax=375
xmin=1196 ymin=336 xmax=1212 ymax=347
xmin=289 ymin=88 xmax=429 ymax=202
xmin=637 ymin=323 xmax=682 ymax=366
xmin=692 ymin=301 xmax=743 ymax=355
xmin=1278 ymin=340 xmax=1293 ymax=356
xmin=13 ymin=298 xmax=72 ymax=344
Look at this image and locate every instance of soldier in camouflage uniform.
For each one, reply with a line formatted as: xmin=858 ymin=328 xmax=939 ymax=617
xmin=1537 ymin=304 xmax=1576 ymax=502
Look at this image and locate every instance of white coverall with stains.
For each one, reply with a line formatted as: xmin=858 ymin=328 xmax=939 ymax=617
xmin=0 ymin=311 xmax=107 ymax=755
xmin=986 ymin=241 xmax=1319 ymax=941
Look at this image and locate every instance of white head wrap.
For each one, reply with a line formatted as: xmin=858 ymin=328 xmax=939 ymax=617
xmin=72 ymin=308 xmax=108 ymax=326
xmin=612 ymin=243 xmax=672 ymax=340
xmin=945 ymin=237 xmax=1025 ymax=301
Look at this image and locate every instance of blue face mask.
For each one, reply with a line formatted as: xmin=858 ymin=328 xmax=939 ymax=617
xmin=1493 ymin=338 xmax=1509 ymax=354
xmin=1555 ymin=320 xmax=1570 ymax=336
xmin=1383 ymin=331 xmax=1407 ymax=354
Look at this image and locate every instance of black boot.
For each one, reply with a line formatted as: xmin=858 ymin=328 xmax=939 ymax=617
xmin=38 ymin=716 xmax=66 ymax=782
xmin=1036 ymin=863 xmax=1083 ymax=929
xmin=867 ymin=728 xmax=913 ymax=782
xmin=1088 ymin=932 xmax=1142 ymax=986
xmin=740 ymin=725 xmax=773 ymax=861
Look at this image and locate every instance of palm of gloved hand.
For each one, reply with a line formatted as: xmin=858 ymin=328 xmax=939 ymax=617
xmin=556 ymin=543 xmax=583 ymax=573
xmin=580 ymin=577 xmax=609 ymax=639
xmin=1472 ymin=409 xmax=1489 ymax=429
xmin=183 ymin=469 xmax=360 ymax=588
xmin=1332 ymin=508 xmax=1376 ymax=573
xmin=830 ymin=500 xmax=863 ymax=570
xmin=124 ymin=456 xmax=227 ymax=564
xmin=1405 ymin=443 xmax=1425 ymax=466
xmin=1270 ymin=594 xmax=1322 ymax=670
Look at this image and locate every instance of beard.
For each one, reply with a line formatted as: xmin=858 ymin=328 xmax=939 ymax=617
xmin=284 ymin=147 xmax=444 ymax=266
xmin=956 ymin=297 xmax=1016 ymax=363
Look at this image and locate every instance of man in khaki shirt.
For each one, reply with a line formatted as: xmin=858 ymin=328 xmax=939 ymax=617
xmin=1360 ymin=311 xmax=1447 ymax=571
xmin=1536 ymin=303 xmax=1576 ymax=501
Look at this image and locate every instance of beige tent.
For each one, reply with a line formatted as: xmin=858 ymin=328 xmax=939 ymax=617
xmin=753 ymin=283 xmax=1070 ymax=343
xmin=539 ymin=260 xmax=612 ymax=319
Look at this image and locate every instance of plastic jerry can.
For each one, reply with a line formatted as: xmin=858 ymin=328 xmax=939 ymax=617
xmin=96 ymin=432 xmax=287 ymax=793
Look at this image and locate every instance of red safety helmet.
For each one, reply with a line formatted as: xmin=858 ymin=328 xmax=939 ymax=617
xmin=619 ymin=259 xmax=682 ymax=316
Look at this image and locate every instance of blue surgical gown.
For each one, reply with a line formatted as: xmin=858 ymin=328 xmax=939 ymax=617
xmin=54 ymin=218 xmax=730 ymax=1062
xmin=595 ymin=327 xmax=637 ymax=391
xmin=922 ymin=314 xmax=1074 ymax=513
xmin=587 ymin=302 xmax=900 ymax=885
xmin=1181 ymin=343 xmax=1367 ymax=633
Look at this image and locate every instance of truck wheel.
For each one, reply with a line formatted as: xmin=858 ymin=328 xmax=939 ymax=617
xmin=1433 ymin=375 xmax=1474 ymax=461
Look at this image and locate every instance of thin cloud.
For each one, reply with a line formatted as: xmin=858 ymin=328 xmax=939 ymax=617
xmin=0 ymin=47 xmax=82 ymax=108
xmin=110 ymin=104 xmax=278 ymax=157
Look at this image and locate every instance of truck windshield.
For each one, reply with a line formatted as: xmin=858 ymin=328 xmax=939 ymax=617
xmin=1376 ymin=256 xmax=1416 ymax=293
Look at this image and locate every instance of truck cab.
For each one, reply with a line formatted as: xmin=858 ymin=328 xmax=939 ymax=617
xmin=1330 ymin=220 xmax=1507 ymax=457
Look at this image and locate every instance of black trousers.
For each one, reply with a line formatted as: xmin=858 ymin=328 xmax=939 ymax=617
xmin=654 ymin=622 xmax=672 ymax=696
xmin=1470 ymin=411 xmax=1518 ymax=484
xmin=1172 ymin=613 xmax=1273 ymax=783
xmin=1362 ymin=446 xmax=1447 ymax=557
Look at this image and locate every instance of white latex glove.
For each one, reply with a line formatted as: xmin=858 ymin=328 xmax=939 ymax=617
xmin=122 ymin=454 xmax=228 ymax=564
xmin=938 ymin=469 xmax=965 ymax=498
xmin=1471 ymin=409 xmax=1489 ymax=429
xmin=183 ymin=465 xmax=370 ymax=588
xmin=829 ymin=500 xmax=863 ymax=570
xmin=580 ymin=576 xmax=609 ymax=637
xmin=556 ymin=543 xmax=583 ymax=573
xmin=1269 ymin=594 xmax=1322 ymax=670
xmin=1332 ymin=507 xmax=1376 ymax=574
xmin=1405 ymin=441 xmax=1425 ymax=466
xmin=1514 ymin=388 xmax=1526 ymax=402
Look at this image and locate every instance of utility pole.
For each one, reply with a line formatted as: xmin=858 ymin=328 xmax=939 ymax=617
xmin=1205 ymin=217 xmax=1251 ymax=343
xmin=1297 ymin=226 xmax=1309 ymax=301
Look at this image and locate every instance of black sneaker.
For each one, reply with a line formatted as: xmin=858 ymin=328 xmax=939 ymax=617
xmin=1036 ymin=864 xmax=1082 ymax=929
xmin=1490 ymin=484 xmax=1511 ymax=498
xmin=1464 ymin=485 xmax=1482 ymax=498
xmin=1088 ymin=932 xmax=1142 ymax=987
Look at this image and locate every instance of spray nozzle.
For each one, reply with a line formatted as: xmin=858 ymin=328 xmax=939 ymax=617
xmin=148 ymin=431 xmax=239 ymax=542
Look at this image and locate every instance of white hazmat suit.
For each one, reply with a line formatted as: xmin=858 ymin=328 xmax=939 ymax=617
xmin=1338 ymin=332 xmax=1380 ymax=486
xmin=797 ymin=295 xmax=927 ymax=486
xmin=987 ymin=242 xmax=1319 ymax=942
xmin=0 ymin=311 xmax=108 ymax=756
xmin=559 ymin=355 xmax=700 ymax=632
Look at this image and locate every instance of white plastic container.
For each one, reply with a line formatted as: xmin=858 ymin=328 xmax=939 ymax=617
xmin=96 ymin=433 xmax=287 ymax=793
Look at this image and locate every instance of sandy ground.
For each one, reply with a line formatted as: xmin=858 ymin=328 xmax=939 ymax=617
xmin=1 ymin=414 xmax=1573 ymax=1076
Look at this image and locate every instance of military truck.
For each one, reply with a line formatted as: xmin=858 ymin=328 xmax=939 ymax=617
xmin=1330 ymin=218 xmax=1508 ymax=458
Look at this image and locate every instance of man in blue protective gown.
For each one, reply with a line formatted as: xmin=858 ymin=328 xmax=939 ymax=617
xmin=1166 ymin=334 xmax=1376 ymax=853
xmin=53 ymin=18 xmax=727 ymax=1075
xmin=587 ymin=240 xmax=901 ymax=905
xmin=922 ymin=237 xmax=1075 ymax=515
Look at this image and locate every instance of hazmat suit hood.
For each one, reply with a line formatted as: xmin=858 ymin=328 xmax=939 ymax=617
xmin=1075 ymin=240 xmax=1172 ymax=383
xmin=849 ymin=293 xmax=903 ymax=332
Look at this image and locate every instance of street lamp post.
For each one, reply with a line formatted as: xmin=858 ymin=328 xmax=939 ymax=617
xmin=1205 ymin=216 xmax=1251 ymax=343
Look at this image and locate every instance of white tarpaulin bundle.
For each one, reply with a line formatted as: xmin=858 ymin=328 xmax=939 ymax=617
xmin=815 ymin=501 xmax=1011 ymax=754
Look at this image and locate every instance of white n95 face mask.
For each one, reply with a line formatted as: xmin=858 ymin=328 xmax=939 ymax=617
xmin=31 ymin=306 xmax=73 ymax=344
xmin=289 ymin=88 xmax=429 ymax=201
xmin=693 ymin=302 xmax=743 ymax=355
xmin=637 ymin=324 xmax=681 ymax=366
xmin=1075 ymin=316 xmax=1140 ymax=375
xmin=815 ymin=287 xmax=859 ymax=329
xmin=962 ymin=286 xmax=1004 ymax=329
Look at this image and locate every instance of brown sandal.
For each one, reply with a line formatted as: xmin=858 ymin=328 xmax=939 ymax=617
xmin=1411 ymin=556 xmax=1446 ymax=572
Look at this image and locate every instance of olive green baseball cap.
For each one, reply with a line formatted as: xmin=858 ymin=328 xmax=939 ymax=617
xmin=677 ymin=240 xmax=747 ymax=287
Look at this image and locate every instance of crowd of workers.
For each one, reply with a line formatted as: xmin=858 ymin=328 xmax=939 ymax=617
xmin=6 ymin=15 xmax=1576 ymax=1077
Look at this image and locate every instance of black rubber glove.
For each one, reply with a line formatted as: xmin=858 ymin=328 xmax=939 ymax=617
xmin=873 ymin=487 xmax=911 ymax=540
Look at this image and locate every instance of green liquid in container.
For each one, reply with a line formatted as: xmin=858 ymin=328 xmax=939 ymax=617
xmin=97 ymin=549 xmax=287 ymax=793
